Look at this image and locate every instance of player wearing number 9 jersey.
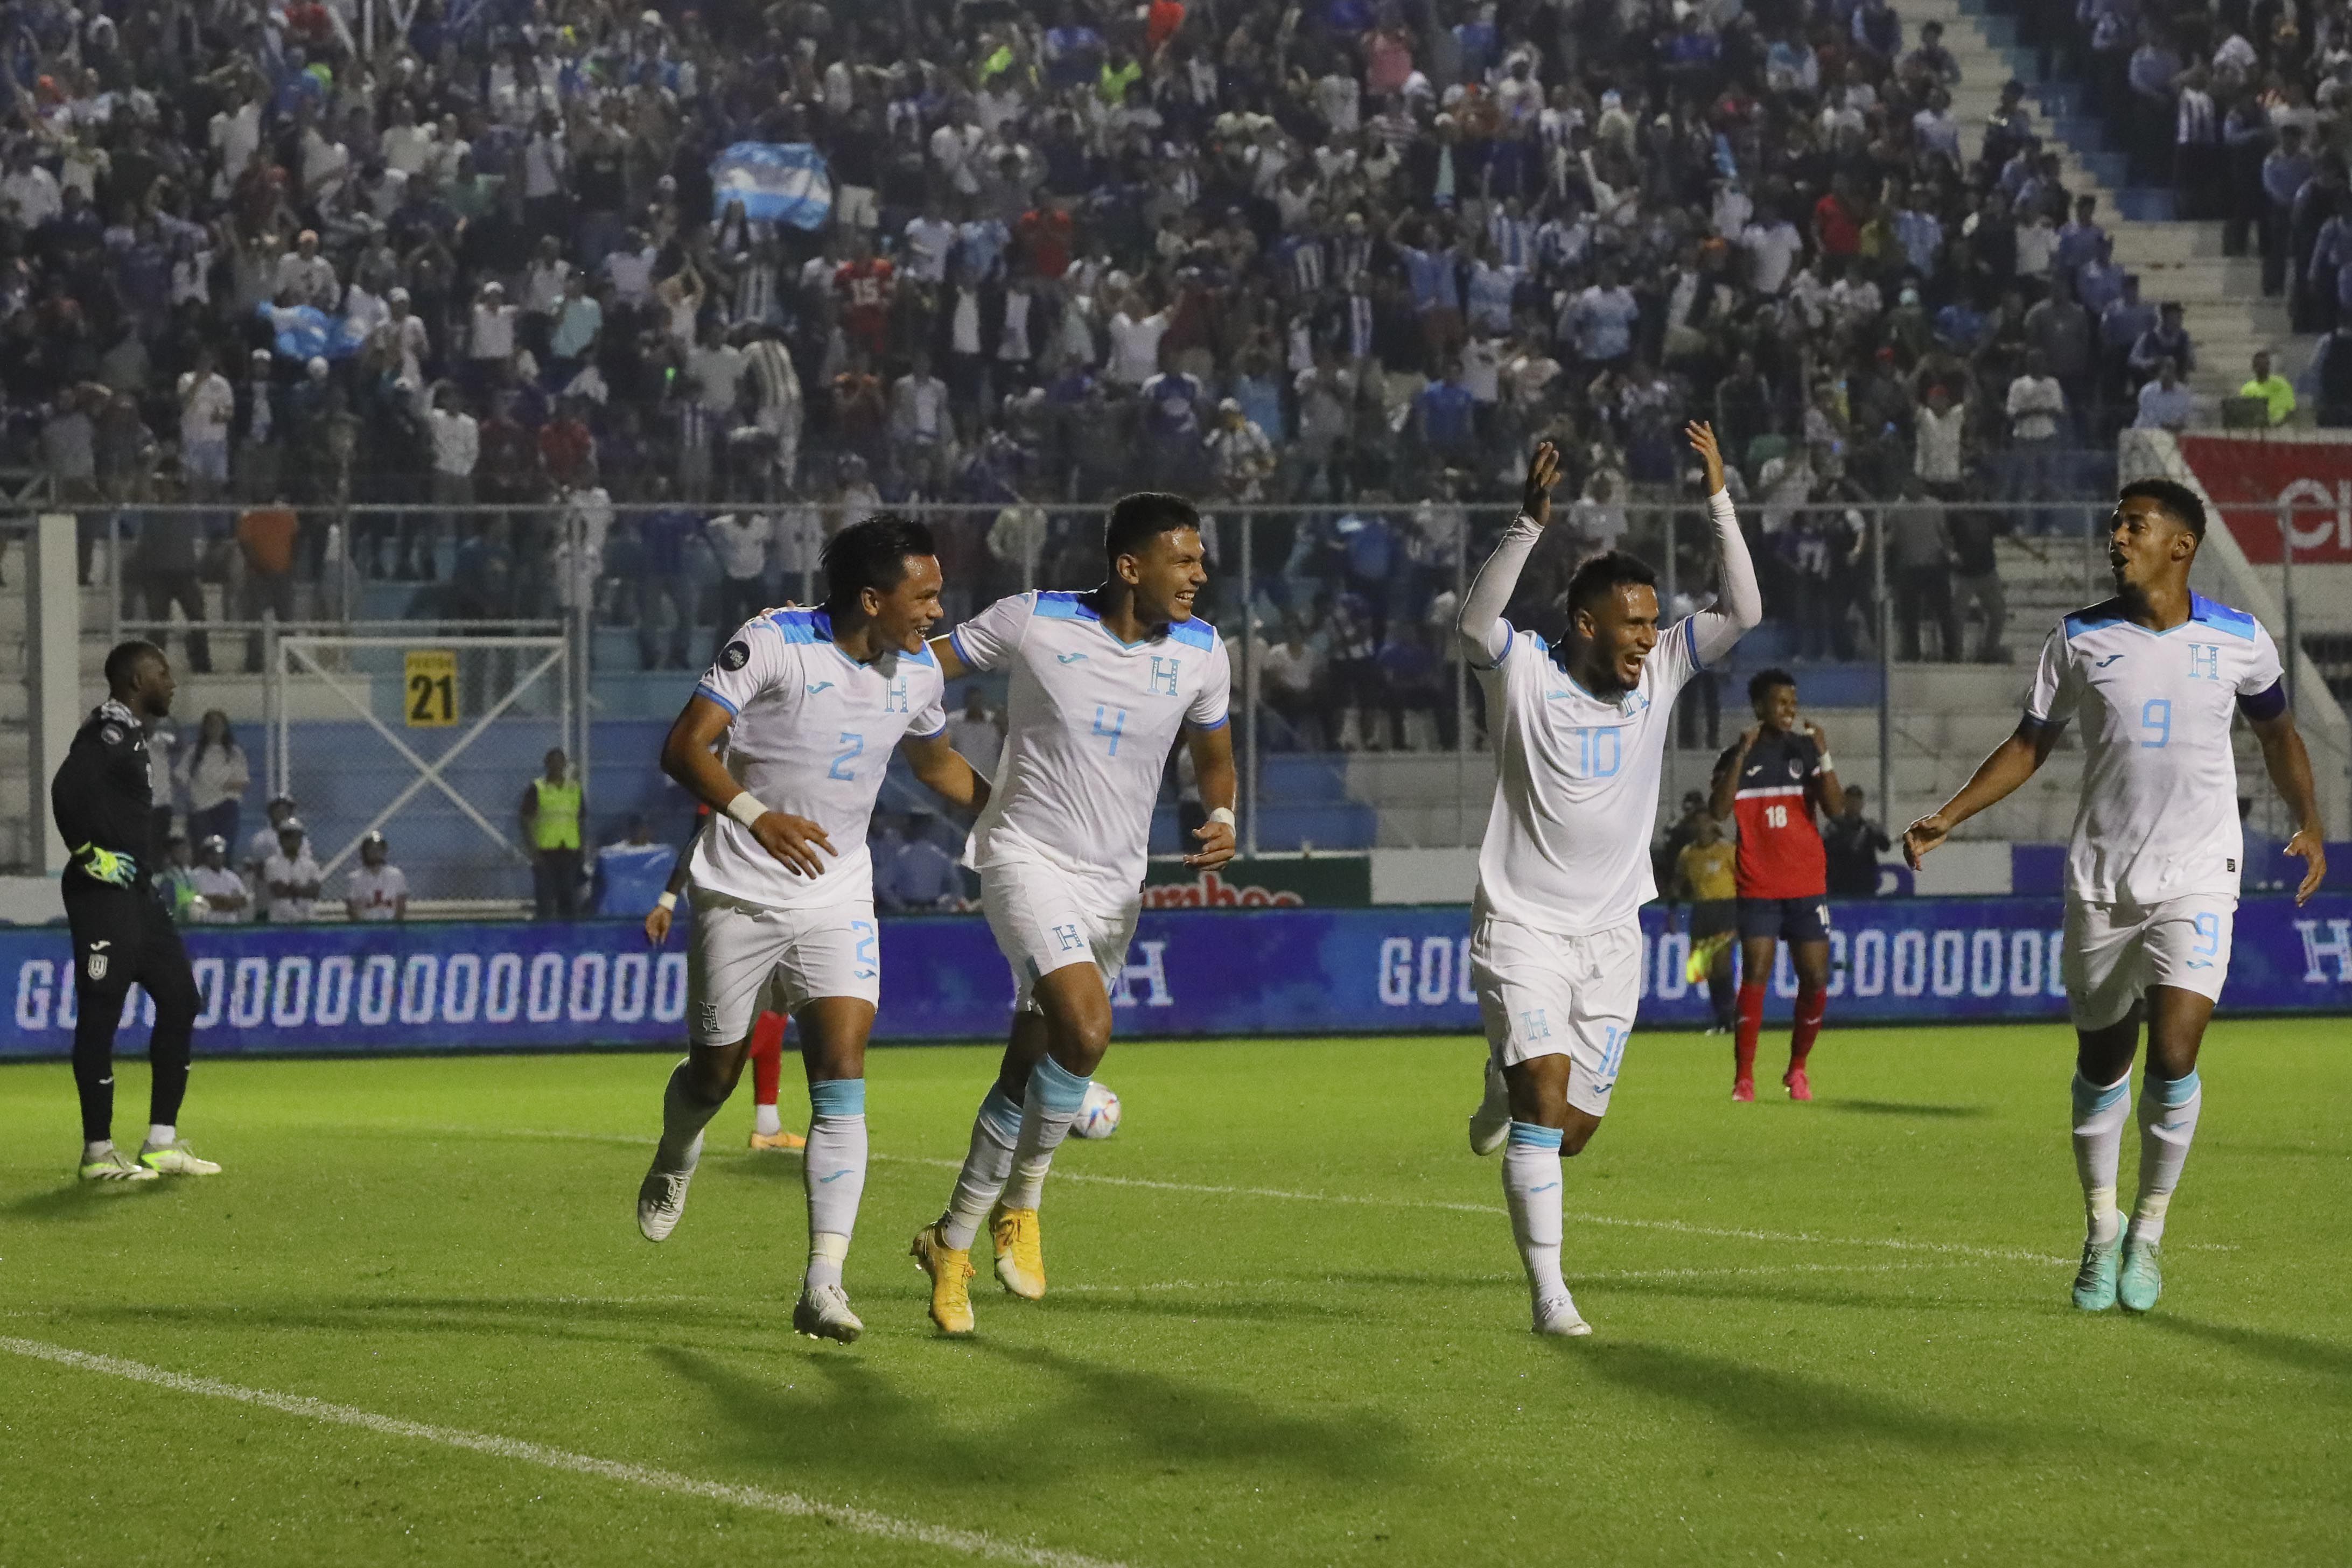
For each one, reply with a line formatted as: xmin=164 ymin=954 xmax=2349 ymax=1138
xmin=1460 ymin=426 xmax=1762 ymax=1337
xmin=909 ymin=492 xmax=1238 ymax=1339
xmin=1906 ymin=480 xmax=2327 ymax=1319
xmin=634 ymin=516 xmax=992 ymax=1346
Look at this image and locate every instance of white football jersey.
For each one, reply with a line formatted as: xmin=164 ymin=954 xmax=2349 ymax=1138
xmin=345 ymin=863 xmax=408 ymax=920
xmin=1473 ymin=615 xmax=1707 ymax=937
xmin=689 ymin=608 xmax=948 ymax=910
xmin=949 ymin=591 xmax=1230 ymax=891
xmin=2026 ymin=593 xmax=2285 ymax=906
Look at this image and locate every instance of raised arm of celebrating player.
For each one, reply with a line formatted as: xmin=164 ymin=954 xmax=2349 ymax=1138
xmin=1679 ymin=420 xmax=1765 ymax=665
xmin=1454 ymin=442 xmax=1563 ymax=664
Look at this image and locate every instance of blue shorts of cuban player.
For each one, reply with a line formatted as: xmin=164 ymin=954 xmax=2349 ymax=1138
xmin=1469 ymin=915 xmax=1640 ymax=1118
xmin=2063 ymin=897 xmax=2236 ymax=1030
xmin=686 ymin=887 xmax=880 ymax=1048
xmin=1736 ymin=895 xmax=1830 ymax=943
xmin=981 ymin=859 xmax=1143 ymax=1014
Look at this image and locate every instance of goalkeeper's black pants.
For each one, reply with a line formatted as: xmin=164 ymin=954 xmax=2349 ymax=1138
xmin=64 ymin=878 xmax=201 ymax=1144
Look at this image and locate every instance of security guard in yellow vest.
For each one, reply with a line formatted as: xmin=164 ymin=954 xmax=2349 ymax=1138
xmin=520 ymin=747 xmax=584 ymax=919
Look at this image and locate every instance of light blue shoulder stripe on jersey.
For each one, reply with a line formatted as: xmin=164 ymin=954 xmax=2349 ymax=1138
xmin=947 ymin=626 xmax=975 ymax=667
xmin=766 ymin=607 xmax=832 ymax=644
xmin=2188 ymin=593 xmax=2257 ymax=640
xmin=2062 ymin=598 xmax=2126 ymax=641
xmin=1167 ymin=617 xmax=1216 ymax=649
xmin=905 ymin=639 xmax=937 ymax=666
xmin=1033 ymin=590 xmax=1101 ymax=622
xmin=909 ymin=723 xmax=947 ymax=740
xmin=1191 ymin=715 xmax=1230 ymax=731
xmin=2019 ymin=708 xmax=2063 ymax=730
xmin=692 ymin=683 xmax=740 ymax=716
xmin=1682 ymin=616 xmax=1701 ymax=670
xmin=1466 ymin=622 xmax=1514 ymax=671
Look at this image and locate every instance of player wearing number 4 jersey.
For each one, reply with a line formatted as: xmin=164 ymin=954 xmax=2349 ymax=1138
xmin=1461 ymin=426 xmax=1762 ymax=1336
xmin=1907 ymin=480 xmax=2326 ymax=1317
xmin=909 ymin=492 xmax=1237 ymax=1337
xmin=634 ymin=516 xmax=991 ymax=1345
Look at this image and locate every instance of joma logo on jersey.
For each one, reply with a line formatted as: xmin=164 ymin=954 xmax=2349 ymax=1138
xmin=1149 ymin=656 xmax=1181 ymax=697
xmin=2187 ymin=643 xmax=2221 ymax=681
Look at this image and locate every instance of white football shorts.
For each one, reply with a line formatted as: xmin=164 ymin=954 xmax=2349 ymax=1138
xmin=1470 ymin=914 xmax=1640 ymax=1118
xmin=2062 ymin=895 xmax=2236 ymax=1030
xmin=981 ymin=859 xmax=1141 ymax=1013
xmin=687 ymin=888 xmax=879 ymax=1047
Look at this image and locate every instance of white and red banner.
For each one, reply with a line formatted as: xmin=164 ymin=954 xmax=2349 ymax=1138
xmin=2174 ymin=433 xmax=2352 ymax=563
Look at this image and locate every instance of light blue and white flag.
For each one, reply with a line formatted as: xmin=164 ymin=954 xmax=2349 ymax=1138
xmin=256 ymin=303 xmax=371 ymax=362
xmin=709 ymin=142 xmax=832 ymax=230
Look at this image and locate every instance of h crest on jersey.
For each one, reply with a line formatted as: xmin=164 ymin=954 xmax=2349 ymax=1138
xmin=2187 ymin=643 xmax=2221 ymax=681
xmin=1149 ymin=656 xmax=1181 ymax=696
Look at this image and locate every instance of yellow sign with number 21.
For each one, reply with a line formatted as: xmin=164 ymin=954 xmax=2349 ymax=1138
xmin=405 ymin=650 xmax=458 ymax=728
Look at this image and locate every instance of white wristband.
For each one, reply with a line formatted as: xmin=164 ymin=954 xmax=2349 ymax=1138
xmin=725 ymin=792 xmax=768 ymax=828
xmin=1207 ymin=806 xmax=1236 ymax=828
xmin=1816 ymin=754 xmax=1836 ymax=774
xmin=655 ymin=891 xmax=678 ymax=912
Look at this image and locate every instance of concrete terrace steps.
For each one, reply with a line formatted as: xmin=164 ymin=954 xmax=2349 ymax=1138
xmin=1902 ymin=0 xmax=2298 ymax=398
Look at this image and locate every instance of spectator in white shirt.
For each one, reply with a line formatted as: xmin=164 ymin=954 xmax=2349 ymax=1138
xmin=188 ymin=835 xmax=250 ymax=924
xmin=1106 ymin=295 xmax=1172 ymax=386
xmin=376 ymin=287 xmax=429 ymax=384
xmin=2133 ymin=356 xmax=2199 ymax=430
xmin=424 ymin=384 xmax=478 ymax=580
xmin=177 ymin=709 xmax=250 ymax=850
xmin=944 ymin=687 xmax=1005 ymax=770
xmin=344 ymin=832 xmax=409 ymax=921
xmin=274 ymin=229 xmax=338 ymax=307
xmin=1913 ymin=380 xmax=1969 ymax=496
xmin=177 ymin=348 xmax=234 ymax=499
xmin=2005 ymin=350 xmax=2068 ymax=533
xmin=887 ymin=351 xmax=954 ymax=488
xmin=705 ymin=510 xmax=773 ymax=639
xmin=262 ymin=818 xmax=324 ymax=923
xmin=469 ymin=279 xmax=517 ymax=376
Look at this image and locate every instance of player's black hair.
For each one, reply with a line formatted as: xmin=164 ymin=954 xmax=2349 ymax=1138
xmin=1103 ymin=491 xmax=1201 ymax=577
xmin=1564 ymin=550 xmax=1657 ymax=620
xmin=1748 ymin=667 xmax=1797 ymax=703
xmin=822 ymin=513 xmax=937 ymax=614
xmin=103 ymin=639 xmax=165 ymax=691
xmin=2116 ymin=478 xmax=2207 ymax=540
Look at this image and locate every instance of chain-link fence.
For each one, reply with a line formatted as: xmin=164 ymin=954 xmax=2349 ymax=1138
xmin=1 ymin=482 xmax=2343 ymax=902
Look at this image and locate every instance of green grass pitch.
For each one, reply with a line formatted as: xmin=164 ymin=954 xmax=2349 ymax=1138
xmin=2 ymin=1021 xmax=2347 ymax=1567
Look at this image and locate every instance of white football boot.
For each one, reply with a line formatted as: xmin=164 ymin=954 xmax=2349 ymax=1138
xmin=1468 ymin=1056 xmax=1511 ymax=1156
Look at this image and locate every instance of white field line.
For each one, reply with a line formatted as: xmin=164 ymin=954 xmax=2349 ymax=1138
xmin=0 ymin=1336 xmax=1128 ymax=1568
xmin=388 ymin=1123 xmax=2079 ymax=1267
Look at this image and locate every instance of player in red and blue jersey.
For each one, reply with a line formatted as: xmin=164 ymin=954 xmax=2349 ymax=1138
xmin=1710 ymin=668 xmax=1846 ymax=1102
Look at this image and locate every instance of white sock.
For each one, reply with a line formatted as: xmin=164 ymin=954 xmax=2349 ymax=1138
xmin=2070 ymin=1070 xmax=2131 ymax=1246
xmin=2132 ymin=1070 xmax=2203 ymax=1244
xmin=145 ymin=1124 xmax=176 ymax=1150
xmin=753 ymin=1102 xmax=783 ymax=1137
xmin=802 ymin=1080 xmax=867 ymax=1290
xmin=83 ymin=1139 xmax=113 ymax=1162
xmin=1003 ymin=1056 xmax=1091 ymax=1213
xmin=941 ymin=1086 xmax=1023 ymax=1251
xmin=654 ymin=1059 xmax=720 ymax=1172
xmin=1502 ymin=1122 xmax=1567 ymax=1307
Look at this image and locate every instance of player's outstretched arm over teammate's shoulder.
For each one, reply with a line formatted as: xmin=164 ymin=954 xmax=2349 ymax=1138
xmin=1710 ymin=725 xmax=1757 ymax=821
xmin=901 ymin=731 xmax=992 ymax=817
xmin=1902 ymin=718 xmax=2061 ymax=869
xmin=1183 ymin=722 xmax=1239 ymax=870
xmin=1456 ymin=440 xmax=1562 ymax=665
xmin=2250 ymin=707 xmax=2330 ymax=904
xmin=1683 ymin=420 xmax=1763 ymax=666
xmin=659 ymin=693 xmax=836 ymax=879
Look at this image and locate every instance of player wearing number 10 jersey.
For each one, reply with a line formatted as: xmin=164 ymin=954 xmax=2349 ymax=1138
xmin=1459 ymin=426 xmax=1762 ymax=1336
xmin=634 ymin=516 xmax=990 ymax=1345
xmin=909 ymin=492 xmax=1237 ymax=1338
xmin=1907 ymin=480 xmax=2326 ymax=1317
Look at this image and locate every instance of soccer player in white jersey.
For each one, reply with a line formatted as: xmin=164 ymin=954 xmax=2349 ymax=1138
xmin=1460 ymin=426 xmax=1762 ymax=1336
xmin=1905 ymin=480 xmax=2325 ymax=1315
xmin=634 ymin=515 xmax=991 ymax=1344
xmin=908 ymin=492 xmax=1237 ymax=1336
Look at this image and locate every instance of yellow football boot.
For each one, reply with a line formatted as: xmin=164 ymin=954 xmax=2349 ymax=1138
xmin=909 ymin=1222 xmax=976 ymax=1335
xmin=748 ymin=1127 xmax=806 ymax=1152
xmin=989 ymin=1203 xmax=1046 ymax=1300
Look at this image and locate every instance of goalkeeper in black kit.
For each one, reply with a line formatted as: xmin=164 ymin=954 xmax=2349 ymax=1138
xmin=54 ymin=640 xmax=218 ymax=1181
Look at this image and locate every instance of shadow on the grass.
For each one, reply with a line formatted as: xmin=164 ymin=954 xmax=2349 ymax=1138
xmin=2144 ymin=1315 xmax=2352 ymax=1382
xmin=1817 ymin=1100 xmax=1990 ymax=1120
xmin=1583 ymin=1275 xmax=2012 ymax=1315
xmin=54 ymin=1294 xmax=779 ymax=1351
xmin=1570 ymin=1341 xmax=2009 ymax=1449
xmin=650 ymin=1337 xmax=1408 ymax=1487
xmin=1 ymin=1182 xmax=169 ymax=1220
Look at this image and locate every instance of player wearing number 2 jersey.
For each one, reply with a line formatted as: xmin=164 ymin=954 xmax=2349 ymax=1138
xmin=1460 ymin=425 xmax=1762 ymax=1336
xmin=1711 ymin=668 xmax=1847 ymax=1103
xmin=1907 ymin=480 xmax=2326 ymax=1318
xmin=634 ymin=516 xmax=991 ymax=1345
xmin=910 ymin=492 xmax=1237 ymax=1338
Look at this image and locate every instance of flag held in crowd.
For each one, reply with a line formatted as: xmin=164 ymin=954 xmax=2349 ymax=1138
xmin=708 ymin=142 xmax=832 ymax=230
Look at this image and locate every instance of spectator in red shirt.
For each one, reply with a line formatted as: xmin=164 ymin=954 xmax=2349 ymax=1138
xmin=1015 ymin=192 xmax=1073 ymax=281
xmin=1813 ymin=174 xmax=1862 ymax=257
xmin=537 ymin=398 xmax=596 ymax=491
xmin=1145 ymin=0 xmax=1186 ymax=53
xmin=833 ymin=233 xmax=894 ymax=360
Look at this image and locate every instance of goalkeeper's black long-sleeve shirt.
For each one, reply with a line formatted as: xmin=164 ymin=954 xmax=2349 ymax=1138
xmin=51 ymin=698 xmax=158 ymax=886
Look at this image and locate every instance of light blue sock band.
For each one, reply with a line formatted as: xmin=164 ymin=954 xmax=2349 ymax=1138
xmin=978 ymin=1084 xmax=1023 ymax=1136
xmin=2153 ymin=1070 xmax=2201 ymax=1109
xmin=2071 ymin=1071 xmax=2130 ymax=1117
xmin=809 ymin=1079 xmax=865 ymax=1118
xmin=1506 ymin=1121 xmax=1564 ymax=1150
xmin=1029 ymin=1055 xmax=1093 ymax=1115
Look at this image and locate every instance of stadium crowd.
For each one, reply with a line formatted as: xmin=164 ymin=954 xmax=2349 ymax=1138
xmin=0 ymin=0 xmax=2234 ymax=730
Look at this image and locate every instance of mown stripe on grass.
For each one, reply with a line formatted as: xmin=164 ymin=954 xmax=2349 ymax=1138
xmin=0 ymin=1336 xmax=1129 ymax=1568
